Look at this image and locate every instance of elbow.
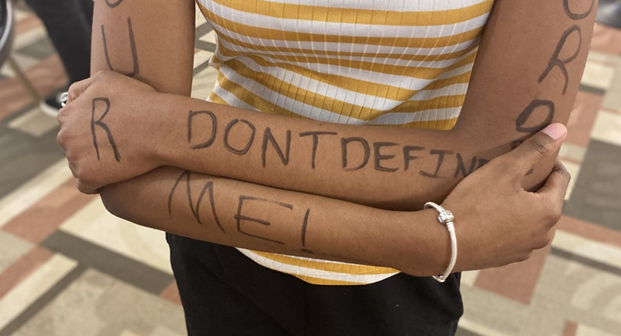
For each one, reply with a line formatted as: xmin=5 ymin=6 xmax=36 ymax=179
xmin=99 ymin=185 xmax=131 ymax=220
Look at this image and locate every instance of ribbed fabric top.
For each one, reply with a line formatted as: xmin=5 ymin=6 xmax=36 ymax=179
xmin=196 ymin=0 xmax=494 ymax=285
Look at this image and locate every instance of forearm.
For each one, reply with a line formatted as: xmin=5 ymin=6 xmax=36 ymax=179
xmin=99 ymin=166 xmax=447 ymax=277
xmin=107 ymin=0 xmax=596 ymax=210
xmin=84 ymin=0 xmax=595 ymax=211
xmin=137 ymin=92 xmax=476 ymax=210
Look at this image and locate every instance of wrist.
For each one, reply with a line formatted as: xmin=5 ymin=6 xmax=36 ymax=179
xmin=397 ymin=209 xmax=452 ymax=277
xmin=142 ymin=91 xmax=173 ymax=167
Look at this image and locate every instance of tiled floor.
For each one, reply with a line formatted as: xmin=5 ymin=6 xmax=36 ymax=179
xmin=1 ymin=3 xmax=621 ymax=336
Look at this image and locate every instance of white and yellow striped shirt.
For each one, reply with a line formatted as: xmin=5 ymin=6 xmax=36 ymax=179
xmin=197 ymin=0 xmax=495 ymax=285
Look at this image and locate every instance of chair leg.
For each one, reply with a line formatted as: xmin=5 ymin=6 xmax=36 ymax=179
xmin=7 ymin=56 xmax=41 ymax=104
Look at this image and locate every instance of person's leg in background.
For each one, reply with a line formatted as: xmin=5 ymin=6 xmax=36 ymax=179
xmin=23 ymin=0 xmax=93 ymax=116
xmin=78 ymin=0 xmax=94 ymax=28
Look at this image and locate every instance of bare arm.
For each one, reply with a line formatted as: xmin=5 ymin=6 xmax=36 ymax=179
xmin=159 ymin=0 xmax=597 ymax=200
xmin=61 ymin=0 xmax=596 ymax=210
xmin=101 ymin=165 xmax=449 ymax=276
xmin=57 ymin=0 xmax=570 ymax=274
xmin=77 ymin=0 xmax=455 ymax=272
xmin=456 ymin=0 xmax=597 ymax=184
xmin=100 ymin=131 xmax=570 ymax=276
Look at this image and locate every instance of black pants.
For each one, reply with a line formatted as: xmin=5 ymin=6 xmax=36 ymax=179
xmin=24 ymin=0 xmax=93 ymax=84
xmin=167 ymin=234 xmax=464 ymax=336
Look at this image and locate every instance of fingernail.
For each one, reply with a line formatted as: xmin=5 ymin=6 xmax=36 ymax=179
xmin=542 ymin=123 xmax=567 ymax=140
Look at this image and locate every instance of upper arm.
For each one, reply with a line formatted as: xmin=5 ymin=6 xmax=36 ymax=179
xmin=456 ymin=0 xmax=597 ymax=186
xmin=90 ymin=0 xmax=196 ymax=95
xmin=460 ymin=0 xmax=596 ymax=139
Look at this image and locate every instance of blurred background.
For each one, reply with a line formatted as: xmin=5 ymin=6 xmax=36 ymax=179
xmin=0 ymin=0 xmax=620 ymax=335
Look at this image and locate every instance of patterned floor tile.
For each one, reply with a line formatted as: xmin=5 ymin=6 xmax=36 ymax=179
xmin=566 ymin=91 xmax=603 ymax=147
xmin=538 ymin=256 xmax=621 ymax=333
xmin=460 ymin=270 xmax=480 ymax=287
xmin=0 ymin=126 xmax=65 ymax=200
xmin=0 ymin=55 xmax=67 ymax=121
xmin=576 ymin=324 xmax=618 ymax=336
xmin=10 ymin=269 xmax=185 ymax=336
xmin=590 ymin=22 xmax=621 ymax=55
xmin=59 ymin=200 xmax=173 ymax=275
xmin=191 ymin=49 xmax=213 ymax=77
xmin=15 ymin=38 xmax=56 ymax=61
xmin=11 ymin=25 xmax=46 ymax=52
xmin=0 ymin=247 xmax=52 ymax=301
xmin=7 ymin=107 xmax=59 ymax=138
xmin=474 ymin=245 xmax=551 ymax=305
xmin=562 ymin=321 xmax=578 ymax=336
xmin=559 ymin=215 xmax=621 ymax=249
xmin=580 ymin=59 xmax=616 ymax=90
xmin=461 ymin=287 xmax=527 ymax=336
xmin=14 ymin=14 xmax=41 ymax=36
xmin=0 ymin=159 xmax=72 ymax=227
xmin=0 ymin=254 xmax=77 ymax=331
xmin=0 ymin=55 xmax=39 ymax=78
xmin=191 ymin=66 xmax=217 ymax=99
xmin=602 ymin=63 xmax=621 ymax=110
xmin=591 ymin=109 xmax=621 ymax=147
xmin=559 ymin=143 xmax=587 ymax=164
xmin=0 ymin=232 xmax=33 ymax=274
xmin=587 ymin=50 xmax=621 ymax=68
xmin=41 ymin=231 xmax=173 ymax=294
xmin=563 ymin=140 xmax=621 ymax=230
xmin=552 ymin=230 xmax=621 ymax=272
xmin=562 ymin=160 xmax=582 ymax=201
xmin=148 ymin=326 xmax=184 ymax=336
xmin=3 ymin=179 xmax=95 ymax=244
xmin=159 ymin=282 xmax=181 ymax=306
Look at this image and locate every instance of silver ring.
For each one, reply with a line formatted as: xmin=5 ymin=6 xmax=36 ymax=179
xmin=59 ymin=92 xmax=69 ymax=107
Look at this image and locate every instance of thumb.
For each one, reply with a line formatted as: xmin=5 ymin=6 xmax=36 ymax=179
xmin=504 ymin=123 xmax=567 ymax=175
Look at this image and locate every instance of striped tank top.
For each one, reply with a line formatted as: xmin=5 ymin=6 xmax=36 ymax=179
xmin=196 ymin=0 xmax=494 ymax=285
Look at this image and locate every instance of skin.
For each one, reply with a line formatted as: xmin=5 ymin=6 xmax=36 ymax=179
xmin=56 ymin=0 xmax=594 ymax=275
xmin=59 ymin=0 xmax=595 ymax=211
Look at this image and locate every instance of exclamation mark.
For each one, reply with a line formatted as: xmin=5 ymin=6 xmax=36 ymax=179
xmin=301 ymin=208 xmax=313 ymax=254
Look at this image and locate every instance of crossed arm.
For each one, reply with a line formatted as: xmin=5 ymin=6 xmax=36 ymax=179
xmin=57 ymin=0 xmax=596 ymax=275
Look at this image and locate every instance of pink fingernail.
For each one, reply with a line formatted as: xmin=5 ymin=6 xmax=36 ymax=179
xmin=542 ymin=123 xmax=567 ymax=140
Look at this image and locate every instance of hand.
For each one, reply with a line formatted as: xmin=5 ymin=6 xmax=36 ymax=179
xmin=437 ymin=123 xmax=570 ymax=272
xmin=57 ymin=70 xmax=159 ymax=194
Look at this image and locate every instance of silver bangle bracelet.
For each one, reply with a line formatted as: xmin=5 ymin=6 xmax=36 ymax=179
xmin=424 ymin=202 xmax=457 ymax=283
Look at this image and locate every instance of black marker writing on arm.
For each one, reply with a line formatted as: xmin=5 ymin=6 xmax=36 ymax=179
xmin=538 ymin=25 xmax=582 ymax=95
xmin=299 ymin=131 xmax=338 ymax=169
xmin=563 ymin=0 xmax=595 ymax=20
xmin=187 ymin=110 xmax=217 ymax=149
xmin=224 ymin=119 xmax=256 ymax=155
xmin=101 ymin=18 xmax=139 ymax=77
xmin=262 ymin=128 xmax=292 ymax=167
xmin=454 ymin=153 xmax=478 ymax=178
xmin=373 ymin=142 xmax=399 ymax=173
xmin=508 ymin=0 xmax=589 ymax=174
xmin=420 ymin=149 xmax=453 ymax=178
xmin=167 ymin=170 xmax=224 ymax=232
xmin=235 ymin=196 xmax=292 ymax=245
xmin=341 ymin=137 xmax=370 ymax=171
xmin=104 ymin=0 xmax=125 ymax=9
xmin=300 ymin=208 xmax=313 ymax=253
xmin=91 ymin=98 xmax=121 ymax=162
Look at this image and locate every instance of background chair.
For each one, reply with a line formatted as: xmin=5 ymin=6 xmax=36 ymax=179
xmin=0 ymin=0 xmax=14 ymax=66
